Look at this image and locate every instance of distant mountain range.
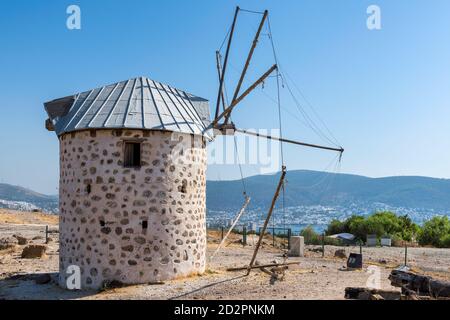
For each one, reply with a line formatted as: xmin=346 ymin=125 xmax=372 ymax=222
xmin=0 ymin=183 xmax=58 ymax=213
xmin=2 ymin=170 xmax=450 ymax=216
xmin=206 ymin=170 xmax=450 ymax=212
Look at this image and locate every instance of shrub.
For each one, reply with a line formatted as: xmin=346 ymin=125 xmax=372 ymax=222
xmin=300 ymin=226 xmax=342 ymax=245
xmin=324 ymin=212 xmax=420 ymax=244
xmin=418 ymin=216 xmax=450 ymax=248
xmin=440 ymin=234 xmax=450 ymax=248
xmin=325 ymin=219 xmax=345 ymax=235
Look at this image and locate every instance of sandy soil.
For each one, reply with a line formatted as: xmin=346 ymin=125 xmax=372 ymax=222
xmin=0 ymin=210 xmax=449 ymax=300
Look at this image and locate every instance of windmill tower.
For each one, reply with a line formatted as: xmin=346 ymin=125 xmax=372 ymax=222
xmin=44 ymin=76 xmax=211 ymax=289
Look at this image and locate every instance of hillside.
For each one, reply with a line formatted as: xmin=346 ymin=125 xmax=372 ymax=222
xmin=206 ymin=170 xmax=450 ymax=211
xmin=2 ymin=170 xmax=450 ymax=215
xmin=0 ymin=183 xmax=58 ymax=213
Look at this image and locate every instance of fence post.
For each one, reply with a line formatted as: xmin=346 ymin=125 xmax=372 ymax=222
xmin=404 ymin=243 xmax=408 ymax=266
xmin=287 ymin=228 xmax=291 ymax=250
xmin=243 ymin=226 xmax=247 ymax=246
xmin=322 ymin=232 xmax=325 ymax=258
xmin=272 ymin=226 xmax=275 ymax=247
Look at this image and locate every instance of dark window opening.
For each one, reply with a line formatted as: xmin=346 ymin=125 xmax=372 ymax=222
xmin=124 ymin=142 xmax=141 ymax=168
xmin=86 ymin=184 xmax=91 ymax=194
xmin=142 ymin=220 xmax=148 ymax=230
xmin=99 ymin=220 xmax=105 ymax=227
xmin=179 ymin=179 xmax=188 ymax=194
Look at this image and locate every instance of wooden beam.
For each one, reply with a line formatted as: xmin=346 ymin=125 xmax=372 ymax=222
xmin=224 ymin=10 xmax=269 ymax=125
xmin=211 ymin=64 xmax=277 ymax=129
xmin=215 ymin=6 xmax=240 ymax=121
xmin=227 ymin=261 xmax=298 ymax=272
xmin=389 ymin=270 xmax=450 ymax=298
xmin=210 ymin=196 xmax=251 ymax=260
xmin=246 ymin=166 xmax=287 ymax=275
xmin=236 ymin=128 xmax=344 ymax=153
xmin=215 ymin=51 xmax=227 ymax=113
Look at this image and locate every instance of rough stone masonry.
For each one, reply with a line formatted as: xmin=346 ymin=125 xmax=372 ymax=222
xmin=58 ymin=129 xmax=207 ymax=289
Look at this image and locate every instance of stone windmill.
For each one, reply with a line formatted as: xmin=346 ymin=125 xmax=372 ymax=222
xmin=44 ymin=76 xmax=211 ymax=289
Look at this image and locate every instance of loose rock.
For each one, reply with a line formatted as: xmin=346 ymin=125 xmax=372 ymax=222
xmin=21 ymin=244 xmax=47 ymax=259
xmin=334 ymin=249 xmax=347 ymax=259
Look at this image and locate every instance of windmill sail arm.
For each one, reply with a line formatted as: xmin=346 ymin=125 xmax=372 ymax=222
xmin=225 ymin=9 xmax=269 ymax=125
xmin=211 ymin=64 xmax=278 ymax=129
xmin=236 ymin=128 xmax=344 ymax=154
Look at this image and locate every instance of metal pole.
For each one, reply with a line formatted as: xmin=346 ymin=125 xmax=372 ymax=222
xmin=243 ymin=226 xmax=247 ymax=246
xmin=221 ymin=226 xmax=224 ymax=240
xmin=45 ymin=225 xmax=49 ymax=244
xmin=247 ymin=166 xmax=287 ymax=275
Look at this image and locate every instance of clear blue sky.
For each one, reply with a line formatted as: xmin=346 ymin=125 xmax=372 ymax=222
xmin=1 ymin=0 xmax=450 ymax=194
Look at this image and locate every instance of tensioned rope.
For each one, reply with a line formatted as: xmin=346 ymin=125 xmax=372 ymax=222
xmin=267 ymin=16 xmax=288 ymax=238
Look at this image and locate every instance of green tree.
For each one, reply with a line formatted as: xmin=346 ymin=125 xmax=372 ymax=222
xmin=325 ymin=219 xmax=345 ymax=235
xmin=418 ymin=216 xmax=450 ymax=248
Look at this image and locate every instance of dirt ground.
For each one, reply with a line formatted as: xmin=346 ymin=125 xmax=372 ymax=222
xmin=0 ymin=210 xmax=449 ymax=300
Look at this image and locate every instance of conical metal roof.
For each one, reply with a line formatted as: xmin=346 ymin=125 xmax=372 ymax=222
xmin=44 ymin=76 xmax=211 ymax=138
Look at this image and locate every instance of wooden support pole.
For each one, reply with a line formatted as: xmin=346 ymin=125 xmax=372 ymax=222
xmin=246 ymin=166 xmax=287 ymax=275
xmin=215 ymin=51 xmax=227 ymax=112
xmin=215 ymin=6 xmax=239 ymax=121
xmin=224 ymin=9 xmax=268 ymax=124
xmin=227 ymin=261 xmax=298 ymax=272
xmin=210 ymin=64 xmax=278 ymax=129
xmin=211 ymin=196 xmax=251 ymax=259
xmin=236 ymin=129 xmax=344 ymax=153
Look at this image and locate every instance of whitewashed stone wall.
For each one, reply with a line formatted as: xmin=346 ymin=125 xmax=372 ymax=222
xmin=58 ymin=129 xmax=207 ymax=289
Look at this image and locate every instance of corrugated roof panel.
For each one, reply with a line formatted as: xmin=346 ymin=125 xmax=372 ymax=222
xmin=142 ymin=78 xmax=164 ymax=130
xmin=77 ymin=83 xmax=116 ymax=129
xmin=64 ymin=88 xmax=103 ymax=132
xmin=148 ymin=80 xmax=180 ymax=132
xmin=125 ymin=77 xmax=144 ymax=128
xmin=156 ymin=82 xmax=193 ymax=134
xmin=44 ymin=76 xmax=211 ymax=139
xmin=106 ymin=79 xmax=136 ymax=127
xmin=168 ymin=86 xmax=205 ymax=134
xmin=89 ymin=81 xmax=127 ymax=128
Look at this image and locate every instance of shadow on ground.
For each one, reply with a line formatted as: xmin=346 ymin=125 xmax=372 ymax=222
xmin=0 ymin=272 xmax=97 ymax=300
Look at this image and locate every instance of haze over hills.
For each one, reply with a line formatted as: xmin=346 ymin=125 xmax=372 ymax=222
xmin=206 ymin=170 xmax=450 ymax=211
xmin=1 ymin=171 xmax=450 ymax=227
xmin=0 ymin=183 xmax=58 ymax=213
xmin=206 ymin=170 xmax=450 ymax=229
